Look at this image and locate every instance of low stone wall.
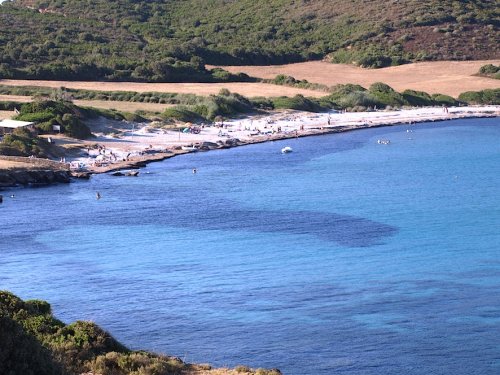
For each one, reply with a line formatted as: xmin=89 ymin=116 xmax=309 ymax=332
xmin=0 ymin=155 xmax=69 ymax=171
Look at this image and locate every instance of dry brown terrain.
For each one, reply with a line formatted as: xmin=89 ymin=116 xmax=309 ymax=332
xmin=0 ymin=94 xmax=32 ymax=103
xmin=0 ymin=160 xmax=34 ymax=169
xmin=73 ymin=99 xmax=171 ymax=113
xmin=0 ymin=61 xmax=498 ymax=114
xmin=0 ymin=80 xmax=326 ymax=98
xmin=0 ymin=110 xmax=15 ymax=120
xmin=211 ymin=60 xmax=500 ymax=97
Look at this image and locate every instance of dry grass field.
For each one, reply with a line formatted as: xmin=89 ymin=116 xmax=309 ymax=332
xmin=72 ymin=99 xmax=171 ymax=113
xmin=0 ymin=94 xmax=32 ymax=103
xmin=0 ymin=160 xmax=39 ymax=170
xmin=211 ymin=60 xmax=500 ymax=97
xmin=0 ymin=110 xmax=15 ymax=120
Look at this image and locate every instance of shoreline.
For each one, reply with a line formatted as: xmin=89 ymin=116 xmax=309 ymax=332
xmin=1 ymin=106 xmax=499 ymax=186
xmin=74 ymin=105 xmax=499 ymax=176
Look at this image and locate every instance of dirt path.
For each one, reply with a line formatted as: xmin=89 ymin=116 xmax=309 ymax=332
xmin=210 ymin=60 xmax=500 ymax=97
xmin=73 ymin=100 xmax=171 ymax=113
xmin=0 ymin=80 xmax=326 ymax=98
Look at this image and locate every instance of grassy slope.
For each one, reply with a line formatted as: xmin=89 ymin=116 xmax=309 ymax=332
xmin=0 ymin=0 xmax=498 ymax=82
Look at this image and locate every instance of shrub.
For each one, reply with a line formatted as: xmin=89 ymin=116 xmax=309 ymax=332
xmin=122 ymin=112 xmax=146 ymax=122
xmin=25 ymin=300 xmax=52 ymax=316
xmin=250 ymin=97 xmax=275 ymax=110
xmin=15 ymin=111 xmax=55 ymax=123
xmin=235 ymin=365 xmax=251 ymax=373
xmin=431 ymin=94 xmax=458 ymax=106
xmin=402 ymin=90 xmax=435 ymax=106
xmin=478 ymin=64 xmax=499 ymax=75
xmin=211 ymin=68 xmax=232 ymax=81
xmin=0 ymin=128 xmax=49 ymax=156
xmin=368 ymin=82 xmax=406 ymax=107
xmin=272 ymin=95 xmax=324 ymax=112
xmin=459 ymin=89 xmax=500 ymax=105
xmin=0 ymin=101 xmax=22 ymax=111
xmin=162 ymin=107 xmax=204 ymax=122
xmin=337 ymin=91 xmax=380 ymax=109
xmin=61 ymin=114 xmax=92 ymax=139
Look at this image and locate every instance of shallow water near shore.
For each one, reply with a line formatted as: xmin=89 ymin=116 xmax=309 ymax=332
xmin=1 ymin=117 xmax=499 ymax=375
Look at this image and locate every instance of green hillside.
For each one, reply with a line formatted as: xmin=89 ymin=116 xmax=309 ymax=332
xmin=0 ymin=0 xmax=498 ymax=81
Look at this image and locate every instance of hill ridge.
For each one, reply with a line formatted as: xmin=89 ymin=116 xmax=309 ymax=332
xmin=0 ymin=0 xmax=498 ymax=82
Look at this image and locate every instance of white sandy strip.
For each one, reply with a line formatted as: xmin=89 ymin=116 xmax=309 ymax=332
xmin=70 ymin=106 xmax=499 ymax=168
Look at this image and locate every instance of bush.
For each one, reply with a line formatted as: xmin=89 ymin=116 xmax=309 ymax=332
xmin=250 ymin=97 xmax=275 ymax=110
xmin=15 ymin=111 xmax=55 ymax=123
xmin=368 ymin=82 xmax=406 ymax=107
xmin=0 ymin=315 xmax=63 ymax=375
xmin=402 ymin=90 xmax=435 ymax=106
xmin=337 ymin=91 xmax=380 ymax=109
xmin=0 ymin=128 xmax=49 ymax=156
xmin=162 ymin=107 xmax=204 ymax=122
xmin=0 ymin=101 xmax=22 ymax=111
xmin=25 ymin=300 xmax=52 ymax=316
xmin=478 ymin=64 xmax=499 ymax=75
xmin=272 ymin=95 xmax=324 ymax=112
xmin=235 ymin=365 xmax=251 ymax=373
xmin=459 ymin=89 xmax=500 ymax=105
xmin=431 ymin=94 xmax=458 ymax=106
xmin=61 ymin=114 xmax=92 ymax=139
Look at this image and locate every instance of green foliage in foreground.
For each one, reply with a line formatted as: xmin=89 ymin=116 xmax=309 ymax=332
xmin=0 ymin=290 xmax=192 ymax=375
xmin=0 ymin=291 xmax=281 ymax=375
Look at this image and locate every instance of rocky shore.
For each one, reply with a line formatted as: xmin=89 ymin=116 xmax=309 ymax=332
xmin=0 ymin=169 xmax=71 ymax=188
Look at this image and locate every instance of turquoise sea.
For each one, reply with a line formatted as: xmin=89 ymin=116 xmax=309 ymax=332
xmin=1 ymin=118 xmax=499 ymax=375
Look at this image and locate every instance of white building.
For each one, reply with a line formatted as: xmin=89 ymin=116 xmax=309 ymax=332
xmin=0 ymin=120 xmax=35 ymax=135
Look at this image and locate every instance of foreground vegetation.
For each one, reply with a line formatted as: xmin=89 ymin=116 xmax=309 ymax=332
xmin=0 ymin=291 xmax=281 ymax=375
xmin=0 ymin=0 xmax=498 ymax=82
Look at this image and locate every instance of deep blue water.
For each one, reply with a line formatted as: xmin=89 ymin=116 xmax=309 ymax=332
xmin=1 ymin=118 xmax=499 ymax=375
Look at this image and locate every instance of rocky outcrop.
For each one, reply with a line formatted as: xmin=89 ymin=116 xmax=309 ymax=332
xmin=0 ymin=169 xmax=71 ymax=188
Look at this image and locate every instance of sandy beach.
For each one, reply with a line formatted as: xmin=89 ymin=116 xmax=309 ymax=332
xmin=55 ymin=105 xmax=499 ymax=175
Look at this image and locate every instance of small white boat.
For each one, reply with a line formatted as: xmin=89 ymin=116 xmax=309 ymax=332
xmin=377 ymin=139 xmax=391 ymax=145
xmin=281 ymin=146 xmax=293 ymax=153
xmin=181 ymin=146 xmax=198 ymax=151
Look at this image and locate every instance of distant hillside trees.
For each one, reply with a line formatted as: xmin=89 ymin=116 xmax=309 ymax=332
xmin=0 ymin=0 xmax=498 ymax=82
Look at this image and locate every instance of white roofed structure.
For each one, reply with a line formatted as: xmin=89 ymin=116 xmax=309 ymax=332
xmin=0 ymin=120 xmax=35 ymax=134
